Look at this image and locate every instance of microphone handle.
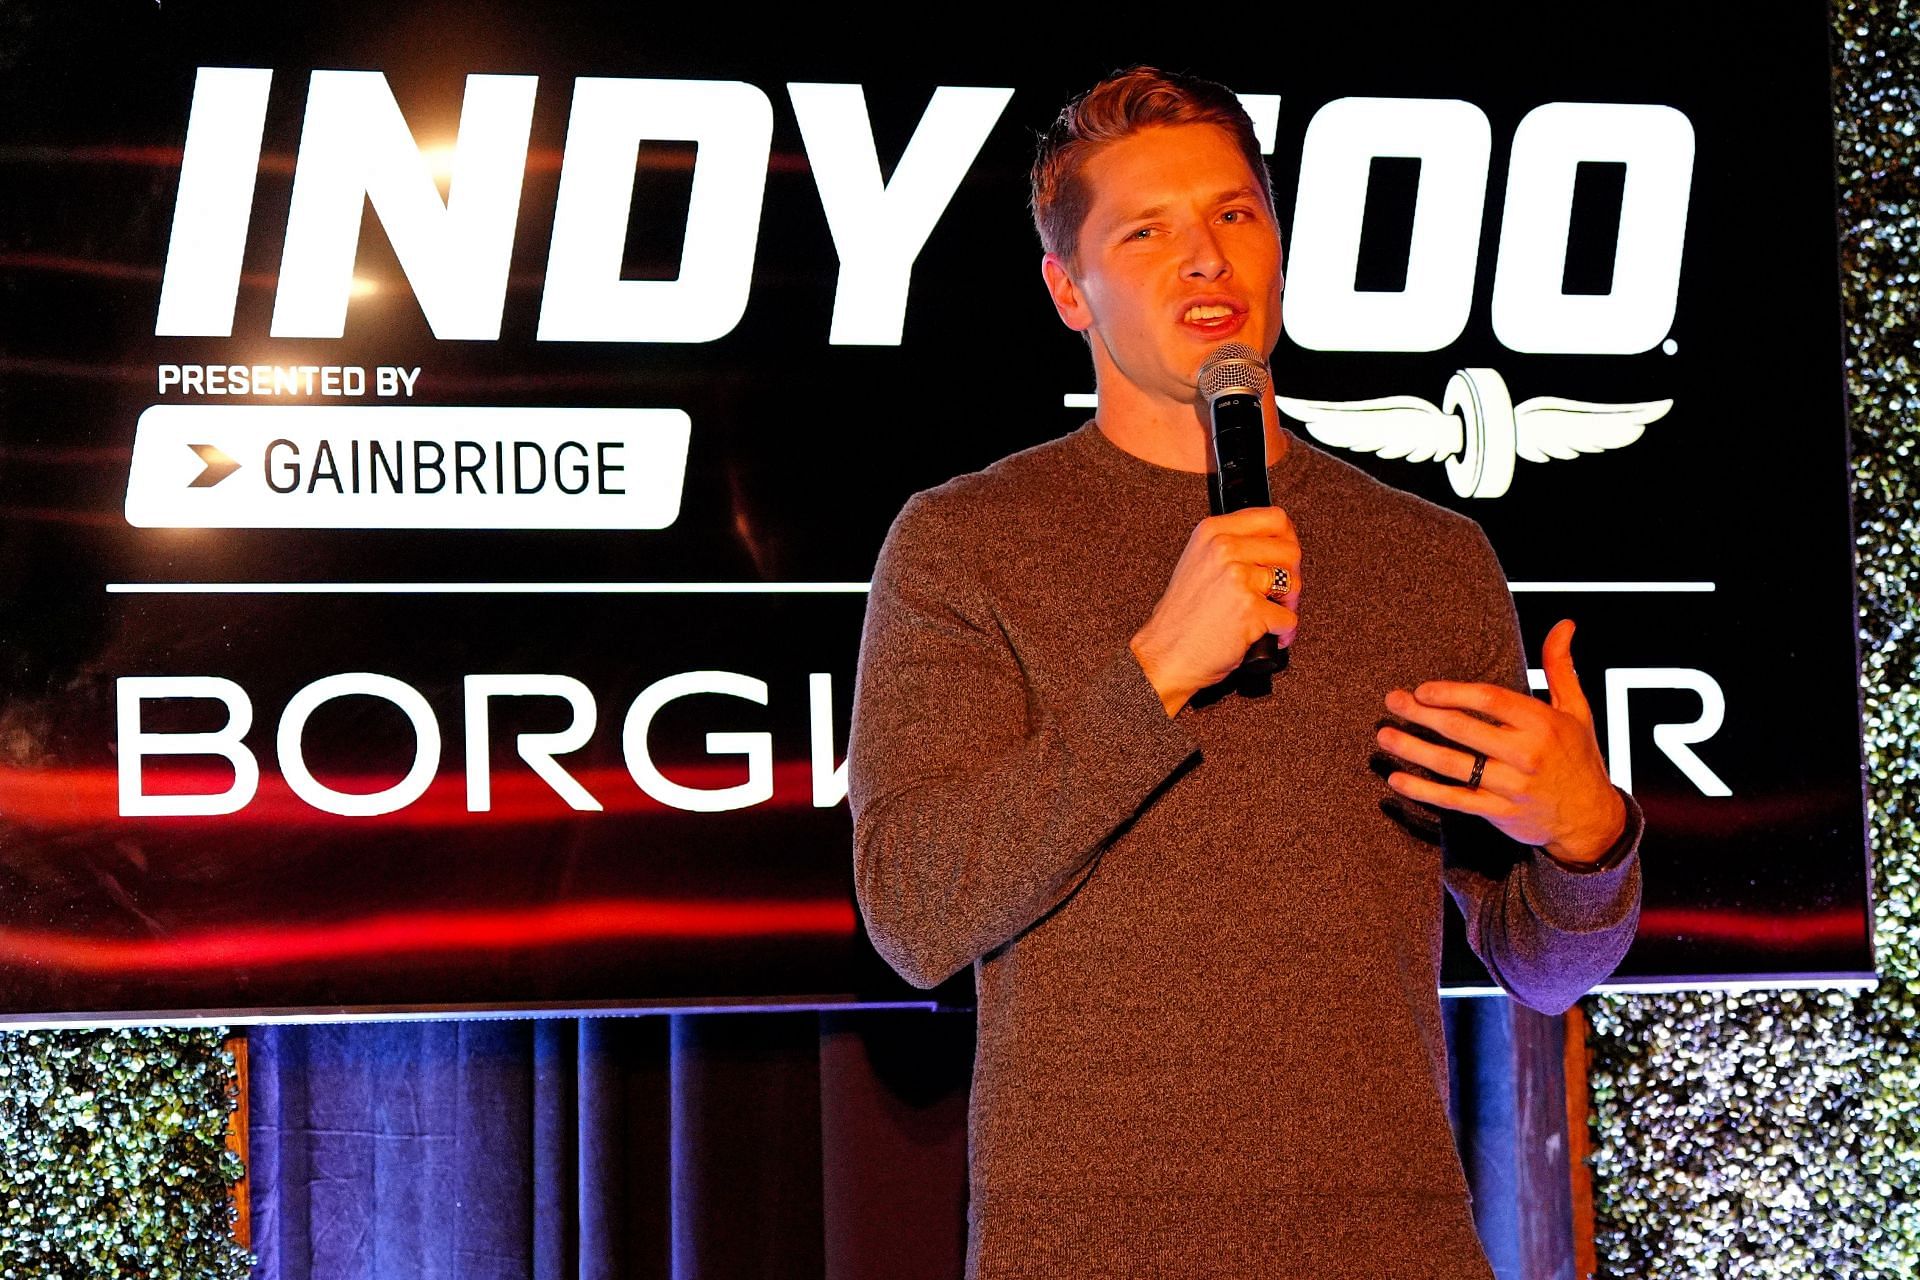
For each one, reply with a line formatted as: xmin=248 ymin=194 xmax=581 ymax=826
xmin=1207 ymin=391 xmax=1285 ymax=677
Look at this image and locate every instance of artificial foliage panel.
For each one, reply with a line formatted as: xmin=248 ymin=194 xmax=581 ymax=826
xmin=0 ymin=1027 xmax=249 ymax=1278
xmin=1587 ymin=3 xmax=1919 ymax=1275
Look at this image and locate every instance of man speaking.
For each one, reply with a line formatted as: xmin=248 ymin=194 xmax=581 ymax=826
xmin=847 ymin=66 xmax=1641 ymax=1279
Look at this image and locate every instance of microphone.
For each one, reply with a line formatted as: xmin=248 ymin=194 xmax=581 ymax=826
xmin=1197 ymin=342 xmax=1286 ymax=682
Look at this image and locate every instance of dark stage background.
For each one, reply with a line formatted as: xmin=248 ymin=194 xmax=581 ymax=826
xmin=0 ymin=2 xmax=1867 ymax=1022
xmin=243 ymin=1001 xmax=1572 ymax=1280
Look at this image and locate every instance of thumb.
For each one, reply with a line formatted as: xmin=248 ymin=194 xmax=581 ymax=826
xmin=1542 ymin=618 xmax=1593 ymax=726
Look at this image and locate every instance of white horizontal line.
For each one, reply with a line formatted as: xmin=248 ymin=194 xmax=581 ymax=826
xmin=106 ymin=581 xmax=874 ymax=595
xmin=1542 ymin=974 xmax=1874 ymax=997
xmin=106 ymin=579 xmax=1715 ymax=596
xmin=1437 ymin=979 xmax=1882 ymax=998
xmin=1508 ymin=581 xmax=1715 ymax=593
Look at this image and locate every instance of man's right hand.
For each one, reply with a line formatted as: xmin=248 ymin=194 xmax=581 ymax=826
xmin=1128 ymin=506 xmax=1301 ymax=717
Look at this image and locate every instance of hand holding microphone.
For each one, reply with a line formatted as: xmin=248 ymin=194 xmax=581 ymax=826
xmin=1198 ymin=343 xmax=1288 ymax=682
xmin=1129 ymin=344 xmax=1299 ymax=715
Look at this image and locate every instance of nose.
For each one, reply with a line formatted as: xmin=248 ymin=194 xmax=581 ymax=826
xmin=1180 ymin=223 xmax=1231 ymax=281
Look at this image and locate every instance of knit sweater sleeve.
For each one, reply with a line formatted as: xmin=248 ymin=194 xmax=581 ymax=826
xmin=1439 ymin=524 xmax=1643 ymax=1016
xmin=847 ymin=490 xmax=1201 ymax=989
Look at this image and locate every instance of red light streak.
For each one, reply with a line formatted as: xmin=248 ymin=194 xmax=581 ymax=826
xmin=1638 ymin=906 xmax=1863 ymax=949
xmin=0 ymin=144 xmax=216 ymax=169
xmin=0 ymin=761 xmax=838 ymax=826
xmin=0 ymin=251 xmax=162 ymax=281
xmin=0 ymin=896 xmax=856 ymax=973
xmin=0 ymin=903 xmax=1861 ymax=975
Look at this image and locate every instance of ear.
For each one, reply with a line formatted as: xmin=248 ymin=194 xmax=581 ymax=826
xmin=1041 ymin=252 xmax=1092 ymax=333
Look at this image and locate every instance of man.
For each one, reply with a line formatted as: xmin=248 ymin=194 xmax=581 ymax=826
xmin=847 ymin=67 xmax=1640 ymax=1279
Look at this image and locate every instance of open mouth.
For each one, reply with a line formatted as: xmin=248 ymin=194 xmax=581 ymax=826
xmin=1179 ymin=301 xmax=1248 ymax=335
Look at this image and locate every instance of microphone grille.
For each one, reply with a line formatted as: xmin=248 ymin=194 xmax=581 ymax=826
xmin=1197 ymin=342 xmax=1269 ymax=400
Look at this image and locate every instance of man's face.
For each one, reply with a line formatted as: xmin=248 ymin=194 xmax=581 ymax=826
xmin=1043 ymin=123 xmax=1284 ymax=409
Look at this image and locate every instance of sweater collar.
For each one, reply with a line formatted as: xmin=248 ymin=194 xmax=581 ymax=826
xmin=1071 ymin=417 xmax=1311 ymax=504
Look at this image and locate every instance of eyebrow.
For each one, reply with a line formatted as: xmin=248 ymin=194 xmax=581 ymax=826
xmin=1112 ymin=187 xmax=1262 ymax=226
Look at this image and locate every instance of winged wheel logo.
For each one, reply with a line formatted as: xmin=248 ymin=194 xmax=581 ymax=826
xmin=1275 ymin=368 xmax=1671 ymax=499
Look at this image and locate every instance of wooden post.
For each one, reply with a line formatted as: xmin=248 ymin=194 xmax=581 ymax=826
xmin=1512 ymin=1004 xmax=1576 ymax=1280
xmin=224 ymin=1029 xmax=250 ymax=1251
xmin=1564 ymin=1005 xmax=1598 ymax=1280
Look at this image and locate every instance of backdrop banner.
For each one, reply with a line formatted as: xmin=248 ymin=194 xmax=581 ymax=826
xmin=0 ymin=3 xmax=1867 ymax=1020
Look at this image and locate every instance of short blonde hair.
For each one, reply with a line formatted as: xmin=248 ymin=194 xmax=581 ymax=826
xmin=1031 ymin=66 xmax=1275 ymax=267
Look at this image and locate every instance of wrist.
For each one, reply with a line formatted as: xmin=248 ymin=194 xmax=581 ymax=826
xmin=1543 ymin=786 xmax=1630 ymax=867
xmin=1128 ymin=630 xmax=1193 ymax=718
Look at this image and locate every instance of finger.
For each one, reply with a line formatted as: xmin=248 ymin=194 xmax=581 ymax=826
xmin=1259 ymin=599 xmax=1300 ymax=646
xmin=1219 ymin=532 xmax=1301 ymax=570
xmin=1208 ymin=505 xmax=1296 ymax=538
xmin=1403 ymin=680 xmax=1549 ymax=730
xmin=1384 ymin=769 xmax=1517 ymax=819
xmin=1383 ymin=691 xmax=1518 ymax=758
xmin=1241 ymin=561 xmax=1302 ymax=606
xmin=1540 ymin=619 xmax=1594 ymax=728
xmin=1374 ymin=726 xmax=1518 ymax=796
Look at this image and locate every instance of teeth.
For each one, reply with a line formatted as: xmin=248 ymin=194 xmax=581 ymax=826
xmin=1185 ymin=305 xmax=1235 ymax=322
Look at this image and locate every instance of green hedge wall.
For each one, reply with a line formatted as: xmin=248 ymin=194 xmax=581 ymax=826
xmin=0 ymin=1028 xmax=250 ymax=1278
xmin=1586 ymin=3 xmax=1920 ymax=1276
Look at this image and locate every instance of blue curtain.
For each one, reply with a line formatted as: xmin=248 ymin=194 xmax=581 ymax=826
xmin=247 ymin=1003 xmax=1561 ymax=1279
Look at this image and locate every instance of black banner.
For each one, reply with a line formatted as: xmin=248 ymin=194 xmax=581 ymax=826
xmin=0 ymin=3 xmax=1867 ymax=1020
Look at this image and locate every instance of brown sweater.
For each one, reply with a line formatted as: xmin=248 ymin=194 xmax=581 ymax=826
xmin=848 ymin=421 xmax=1641 ymax=1279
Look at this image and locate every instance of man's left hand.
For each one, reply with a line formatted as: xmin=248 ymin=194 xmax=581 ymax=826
xmin=1373 ymin=618 xmax=1627 ymax=865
